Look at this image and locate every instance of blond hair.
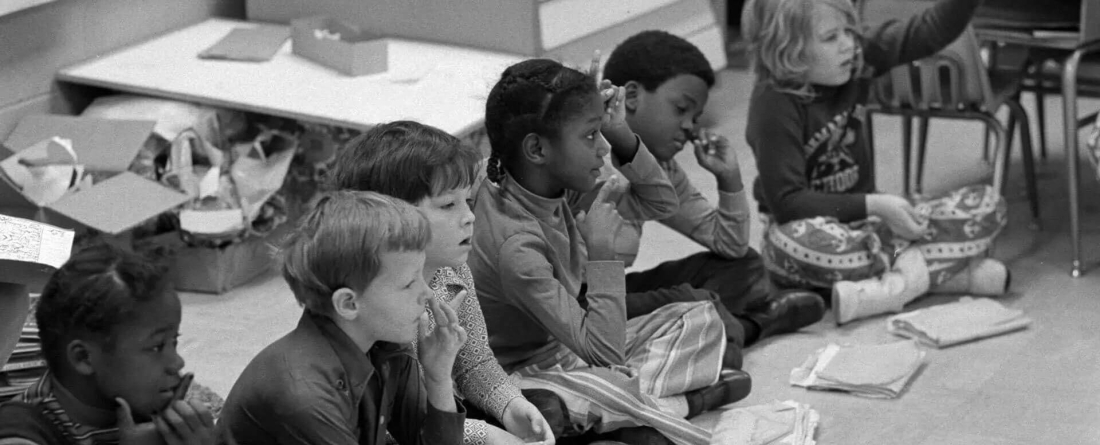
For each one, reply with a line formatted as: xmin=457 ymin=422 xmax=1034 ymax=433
xmin=741 ymin=0 xmax=860 ymax=98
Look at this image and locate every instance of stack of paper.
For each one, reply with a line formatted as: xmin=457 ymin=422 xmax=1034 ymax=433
xmin=790 ymin=340 xmax=925 ymax=399
xmin=1 ymin=295 xmax=45 ymax=401
xmin=710 ymin=400 xmax=819 ymax=445
xmin=886 ymin=297 xmax=1032 ymax=348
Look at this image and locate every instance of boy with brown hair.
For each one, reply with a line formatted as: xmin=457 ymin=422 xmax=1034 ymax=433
xmin=218 ymin=190 xmax=468 ymax=445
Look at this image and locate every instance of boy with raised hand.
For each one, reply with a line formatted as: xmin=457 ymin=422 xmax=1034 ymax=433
xmin=601 ymin=31 xmax=826 ymax=368
xmin=218 ymin=190 xmax=468 ymax=445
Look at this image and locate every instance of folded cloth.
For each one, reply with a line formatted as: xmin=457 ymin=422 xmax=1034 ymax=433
xmin=710 ymin=400 xmax=819 ymax=445
xmin=886 ymin=297 xmax=1032 ymax=348
xmin=790 ymin=340 xmax=924 ymax=399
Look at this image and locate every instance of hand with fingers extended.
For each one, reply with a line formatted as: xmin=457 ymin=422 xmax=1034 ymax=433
xmin=576 ymin=175 xmax=624 ymax=262
xmin=867 ymin=194 xmax=929 ymax=241
xmin=418 ymin=291 xmax=468 ymax=411
xmin=691 ymin=128 xmax=743 ymax=192
xmin=501 ymin=398 xmax=556 ymax=444
xmin=116 ymin=397 xmax=222 ymax=445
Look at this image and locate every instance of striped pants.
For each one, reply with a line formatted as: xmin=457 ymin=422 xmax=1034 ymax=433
xmin=509 ymin=301 xmax=725 ymax=445
xmin=762 ymin=185 xmax=1007 ymax=288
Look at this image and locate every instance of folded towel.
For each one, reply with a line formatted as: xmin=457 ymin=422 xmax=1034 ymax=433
xmin=710 ymin=400 xmax=819 ymax=445
xmin=790 ymin=340 xmax=925 ymax=399
xmin=886 ymin=297 xmax=1031 ymax=348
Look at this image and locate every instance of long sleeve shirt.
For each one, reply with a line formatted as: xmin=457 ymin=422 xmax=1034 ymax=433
xmin=469 ymin=141 xmax=677 ymax=371
xmin=746 ymin=0 xmax=981 ymax=224
xmin=613 ymin=158 xmax=752 ymax=267
xmin=219 ymin=312 xmax=466 ymax=445
xmin=409 ymin=264 xmax=523 ymax=442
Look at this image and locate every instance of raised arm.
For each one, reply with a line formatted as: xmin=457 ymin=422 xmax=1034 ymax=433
xmin=659 ymin=160 xmax=752 ymax=259
xmin=861 ymin=0 xmax=983 ymax=73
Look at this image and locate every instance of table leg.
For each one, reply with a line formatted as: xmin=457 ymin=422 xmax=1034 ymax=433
xmin=1063 ymin=49 xmax=1084 ymax=277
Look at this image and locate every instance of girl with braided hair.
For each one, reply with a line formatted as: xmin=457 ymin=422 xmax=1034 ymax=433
xmin=468 ymin=58 xmax=749 ymax=445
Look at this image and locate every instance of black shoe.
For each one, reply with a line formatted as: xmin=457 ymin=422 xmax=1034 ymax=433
xmin=685 ymin=369 xmax=752 ymax=417
xmin=746 ymin=290 xmax=826 ymax=340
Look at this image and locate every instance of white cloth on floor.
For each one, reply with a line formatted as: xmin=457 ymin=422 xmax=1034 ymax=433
xmin=885 ymin=297 xmax=1031 ymax=348
xmin=790 ymin=340 xmax=924 ymax=398
xmin=710 ymin=400 xmax=819 ymax=445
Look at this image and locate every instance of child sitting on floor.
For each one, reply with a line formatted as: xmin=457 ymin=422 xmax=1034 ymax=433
xmin=218 ymin=191 xmax=468 ymax=444
xmin=741 ymin=0 xmax=1009 ymax=324
xmin=325 ymin=120 xmax=556 ymax=445
xmin=0 ymin=243 xmax=221 ymax=444
xmin=601 ymin=30 xmax=825 ymax=365
xmin=469 ymin=58 xmax=748 ymax=445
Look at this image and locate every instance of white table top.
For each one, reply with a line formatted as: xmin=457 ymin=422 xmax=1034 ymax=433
xmin=59 ymin=19 xmax=525 ymax=136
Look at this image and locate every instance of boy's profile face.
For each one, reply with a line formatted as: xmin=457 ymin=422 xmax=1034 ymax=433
xmin=626 ymin=74 xmax=710 ymax=162
xmin=85 ymin=289 xmax=185 ymax=419
xmin=416 ymin=186 xmax=475 ymax=272
xmin=356 ymin=249 xmax=432 ymax=344
xmin=545 ymin=94 xmax=610 ymax=193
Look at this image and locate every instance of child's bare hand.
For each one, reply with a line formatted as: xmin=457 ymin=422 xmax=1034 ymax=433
xmin=116 ymin=398 xmax=161 ymax=445
xmin=418 ymin=291 xmax=468 ymax=384
xmin=576 ymin=175 xmax=624 ymax=262
xmin=155 ymin=400 xmax=217 ymax=445
xmin=692 ymin=128 xmax=741 ymax=178
xmin=869 ymin=194 xmax=928 ymax=240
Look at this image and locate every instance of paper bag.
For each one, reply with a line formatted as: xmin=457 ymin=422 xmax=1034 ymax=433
xmin=230 ymin=130 xmax=296 ymax=225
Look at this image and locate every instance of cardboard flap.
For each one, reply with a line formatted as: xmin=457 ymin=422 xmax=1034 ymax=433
xmin=4 ymin=115 xmax=156 ymax=172
xmin=48 ymin=172 xmax=190 ymax=234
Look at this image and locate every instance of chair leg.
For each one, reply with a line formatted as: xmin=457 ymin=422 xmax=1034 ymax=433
xmin=1005 ymin=103 xmax=1018 ymax=157
xmin=902 ymin=116 xmax=913 ymax=197
xmin=1034 ymin=88 xmax=1047 ymax=161
xmin=914 ymin=117 xmax=930 ymax=196
xmin=976 ymin=115 xmax=1008 ymax=196
xmin=1007 ymin=100 xmax=1042 ymax=230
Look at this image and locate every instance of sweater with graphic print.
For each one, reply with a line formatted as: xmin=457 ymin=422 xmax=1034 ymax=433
xmin=746 ymin=0 xmax=981 ymax=224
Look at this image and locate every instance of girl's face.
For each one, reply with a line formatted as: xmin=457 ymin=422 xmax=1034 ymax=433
xmin=805 ymin=4 xmax=857 ymax=86
xmin=545 ymin=94 xmax=611 ymax=193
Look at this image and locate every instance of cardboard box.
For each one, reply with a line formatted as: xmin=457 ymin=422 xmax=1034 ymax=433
xmin=163 ymin=223 xmax=288 ymax=294
xmin=0 ymin=115 xmax=191 ymax=236
xmin=291 ymin=16 xmax=387 ymax=76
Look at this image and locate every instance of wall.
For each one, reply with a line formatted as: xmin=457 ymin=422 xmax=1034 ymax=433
xmin=0 ymin=0 xmax=244 ymax=140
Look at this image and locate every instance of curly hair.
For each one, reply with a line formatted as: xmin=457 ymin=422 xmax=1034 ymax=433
xmin=603 ymin=30 xmax=715 ymax=91
xmin=741 ymin=0 xmax=860 ymax=98
xmin=483 ymin=59 xmax=599 ymax=183
xmin=36 ymin=242 xmax=173 ymax=370
xmin=325 ymin=120 xmax=482 ymax=203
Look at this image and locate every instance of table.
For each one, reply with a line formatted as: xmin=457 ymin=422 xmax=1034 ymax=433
xmin=977 ymin=27 xmax=1100 ymax=277
xmin=58 ymin=18 xmax=525 ymax=137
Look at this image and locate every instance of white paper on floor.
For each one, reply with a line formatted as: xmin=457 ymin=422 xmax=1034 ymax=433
xmin=710 ymin=400 xmax=819 ymax=445
xmin=886 ymin=297 xmax=1032 ymax=348
xmin=790 ymin=340 xmax=925 ymax=399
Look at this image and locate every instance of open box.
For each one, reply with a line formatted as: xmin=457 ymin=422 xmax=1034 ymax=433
xmin=0 ymin=115 xmax=191 ymax=238
xmin=290 ymin=16 xmax=388 ymax=76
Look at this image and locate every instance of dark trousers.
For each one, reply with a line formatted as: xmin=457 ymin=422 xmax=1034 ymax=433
xmin=623 ymin=249 xmax=775 ymax=352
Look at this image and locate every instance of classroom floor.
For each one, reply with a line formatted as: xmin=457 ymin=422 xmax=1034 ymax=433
xmin=177 ymin=68 xmax=1100 ymax=444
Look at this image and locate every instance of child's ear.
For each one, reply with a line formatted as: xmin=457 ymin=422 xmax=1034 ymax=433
xmin=624 ymin=81 xmax=641 ymax=113
xmin=66 ymin=340 xmax=96 ymax=376
xmin=521 ymin=133 xmax=548 ymax=165
xmin=331 ymin=287 xmax=361 ymax=321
